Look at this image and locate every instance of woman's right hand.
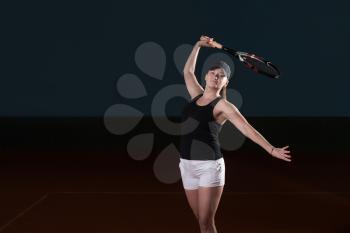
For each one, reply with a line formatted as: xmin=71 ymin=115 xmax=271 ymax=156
xmin=200 ymin=35 xmax=213 ymax=42
xmin=196 ymin=35 xmax=215 ymax=48
xmin=196 ymin=35 xmax=222 ymax=49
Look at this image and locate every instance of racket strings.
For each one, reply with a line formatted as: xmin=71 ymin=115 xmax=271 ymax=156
xmin=243 ymin=56 xmax=279 ymax=77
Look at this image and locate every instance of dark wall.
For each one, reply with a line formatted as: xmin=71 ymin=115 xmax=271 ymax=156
xmin=0 ymin=0 xmax=349 ymax=117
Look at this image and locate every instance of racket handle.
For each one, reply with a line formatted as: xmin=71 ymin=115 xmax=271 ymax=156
xmin=210 ymin=40 xmax=238 ymax=57
xmin=222 ymin=46 xmax=237 ymax=56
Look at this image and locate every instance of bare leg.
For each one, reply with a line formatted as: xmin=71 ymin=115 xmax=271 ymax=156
xmin=184 ymin=188 xmax=199 ymax=219
xmin=197 ymin=186 xmax=224 ymax=233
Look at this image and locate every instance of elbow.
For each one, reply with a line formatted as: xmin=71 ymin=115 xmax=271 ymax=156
xmin=183 ymin=70 xmax=195 ymax=77
xmin=240 ymin=129 xmax=249 ymax=138
xmin=183 ymin=63 xmax=195 ymax=75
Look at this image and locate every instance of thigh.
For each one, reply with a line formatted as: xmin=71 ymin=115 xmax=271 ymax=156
xmin=184 ymin=189 xmax=199 ymax=218
xmin=198 ymin=186 xmax=224 ymax=220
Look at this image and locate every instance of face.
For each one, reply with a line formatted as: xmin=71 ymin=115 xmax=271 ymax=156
xmin=205 ymin=68 xmax=229 ymax=90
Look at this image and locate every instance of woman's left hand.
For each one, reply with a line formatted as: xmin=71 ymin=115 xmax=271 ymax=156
xmin=270 ymin=145 xmax=292 ymax=162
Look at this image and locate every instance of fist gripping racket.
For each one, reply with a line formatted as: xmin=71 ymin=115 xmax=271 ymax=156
xmin=211 ymin=41 xmax=281 ymax=79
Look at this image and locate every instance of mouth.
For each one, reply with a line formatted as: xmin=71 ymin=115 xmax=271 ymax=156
xmin=211 ymin=80 xmax=219 ymax=87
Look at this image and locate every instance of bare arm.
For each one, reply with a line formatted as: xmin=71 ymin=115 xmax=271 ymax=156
xmin=183 ymin=42 xmax=204 ymax=99
xmin=183 ymin=36 xmax=217 ymax=99
xmin=219 ymin=100 xmax=292 ymax=162
xmin=183 ymin=42 xmax=201 ymax=75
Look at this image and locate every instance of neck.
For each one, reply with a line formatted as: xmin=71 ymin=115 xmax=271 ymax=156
xmin=202 ymin=86 xmax=221 ymax=99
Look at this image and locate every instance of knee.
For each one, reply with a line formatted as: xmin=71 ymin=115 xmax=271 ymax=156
xmin=198 ymin=217 xmax=214 ymax=231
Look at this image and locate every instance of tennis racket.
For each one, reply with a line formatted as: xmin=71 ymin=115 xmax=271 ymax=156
xmin=211 ymin=41 xmax=281 ymax=79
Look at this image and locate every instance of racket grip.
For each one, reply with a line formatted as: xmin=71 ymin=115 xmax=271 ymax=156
xmin=222 ymin=46 xmax=237 ymax=56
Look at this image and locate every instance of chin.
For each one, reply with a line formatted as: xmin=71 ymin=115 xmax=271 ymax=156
xmin=210 ymin=82 xmax=219 ymax=87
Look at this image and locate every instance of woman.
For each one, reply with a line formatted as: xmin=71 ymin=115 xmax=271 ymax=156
xmin=179 ymin=35 xmax=291 ymax=233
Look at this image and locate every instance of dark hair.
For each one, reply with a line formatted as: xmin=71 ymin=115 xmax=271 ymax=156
xmin=208 ymin=61 xmax=231 ymax=79
xmin=208 ymin=61 xmax=231 ymax=100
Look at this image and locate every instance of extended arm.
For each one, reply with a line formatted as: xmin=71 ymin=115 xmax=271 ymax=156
xmin=220 ymin=100 xmax=292 ymax=162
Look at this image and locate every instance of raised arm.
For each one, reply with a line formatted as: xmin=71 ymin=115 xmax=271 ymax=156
xmin=218 ymin=99 xmax=292 ymax=162
xmin=183 ymin=36 xmax=216 ymax=99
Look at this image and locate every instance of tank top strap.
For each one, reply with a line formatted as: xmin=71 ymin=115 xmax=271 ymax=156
xmin=191 ymin=93 xmax=203 ymax=102
xmin=209 ymin=96 xmax=223 ymax=108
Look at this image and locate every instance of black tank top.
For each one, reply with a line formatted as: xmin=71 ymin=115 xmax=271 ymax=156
xmin=179 ymin=93 xmax=223 ymax=160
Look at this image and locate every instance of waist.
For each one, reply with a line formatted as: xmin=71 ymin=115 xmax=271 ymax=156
xmin=180 ymin=157 xmax=224 ymax=163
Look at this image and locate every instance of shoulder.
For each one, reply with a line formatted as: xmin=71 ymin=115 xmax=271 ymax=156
xmin=215 ymin=98 xmax=239 ymax=114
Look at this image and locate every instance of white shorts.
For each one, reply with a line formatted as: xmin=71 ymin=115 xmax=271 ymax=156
xmin=179 ymin=157 xmax=225 ymax=190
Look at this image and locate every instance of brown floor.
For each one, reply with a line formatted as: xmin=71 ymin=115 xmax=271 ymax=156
xmin=1 ymin=191 xmax=349 ymax=233
xmin=0 ymin=149 xmax=349 ymax=233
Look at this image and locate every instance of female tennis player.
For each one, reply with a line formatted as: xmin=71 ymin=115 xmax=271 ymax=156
xmin=179 ymin=35 xmax=292 ymax=233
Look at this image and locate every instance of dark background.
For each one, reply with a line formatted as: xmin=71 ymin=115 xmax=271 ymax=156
xmin=0 ymin=1 xmax=349 ymax=232
xmin=0 ymin=0 xmax=349 ymax=117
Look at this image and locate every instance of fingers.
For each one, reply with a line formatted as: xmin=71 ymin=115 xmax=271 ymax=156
xmin=284 ymin=150 xmax=291 ymax=155
xmin=273 ymin=155 xmax=291 ymax=162
xmin=280 ymin=145 xmax=292 ymax=157
xmin=277 ymin=153 xmax=291 ymax=162
xmin=199 ymin=35 xmax=217 ymax=49
xmin=277 ymin=147 xmax=291 ymax=154
xmin=273 ymin=147 xmax=292 ymax=162
xmin=282 ymin=151 xmax=292 ymax=158
xmin=200 ymin=35 xmax=214 ymax=41
xmin=200 ymin=36 xmax=208 ymax=41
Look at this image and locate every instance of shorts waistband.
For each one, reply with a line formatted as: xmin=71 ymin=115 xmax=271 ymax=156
xmin=180 ymin=157 xmax=224 ymax=164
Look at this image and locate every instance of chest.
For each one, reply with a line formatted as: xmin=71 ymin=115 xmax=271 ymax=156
xmin=182 ymin=103 xmax=222 ymax=122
